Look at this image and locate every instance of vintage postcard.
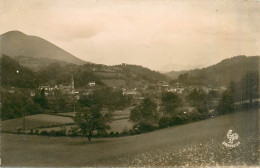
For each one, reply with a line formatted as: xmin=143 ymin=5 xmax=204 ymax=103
xmin=0 ymin=0 xmax=259 ymax=167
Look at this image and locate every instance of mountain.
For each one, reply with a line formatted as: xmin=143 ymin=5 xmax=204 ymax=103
xmin=0 ymin=31 xmax=87 ymax=70
xmin=37 ymin=62 xmax=170 ymax=88
xmin=165 ymin=56 xmax=260 ymax=86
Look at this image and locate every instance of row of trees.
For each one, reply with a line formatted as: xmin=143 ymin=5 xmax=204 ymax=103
xmin=130 ymin=71 xmax=259 ymax=133
xmin=218 ymin=71 xmax=259 ymax=114
xmin=129 ymin=90 xmax=212 ymax=133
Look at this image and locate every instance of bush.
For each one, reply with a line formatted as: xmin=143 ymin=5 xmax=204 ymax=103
xmin=121 ymin=128 xmax=130 ymax=136
xmin=97 ymin=131 xmax=108 ymax=137
xmin=55 ymin=127 xmax=66 ymax=136
xmin=158 ymin=116 xmax=172 ymax=128
xmin=134 ymin=123 xmax=156 ymax=133
xmin=171 ymin=108 xmax=189 ymax=125
xmin=40 ymin=131 xmax=48 ymax=135
xmin=68 ymin=126 xmax=79 ymax=137
xmin=34 ymin=129 xmax=39 ymax=134
xmin=109 ymin=131 xmax=115 ymax=137
xmin=48 ymin=130 xmax=56 ymax=136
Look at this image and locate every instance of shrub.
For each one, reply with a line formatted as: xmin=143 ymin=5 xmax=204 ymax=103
xmin=55 ymin=127 xmax=66 ymax=136
xmin=48 ymin=130 xmax=56 ymax=136
xmin=158 ymin=116 xmax=172 ymax=128
xmin=68 ymin=126 xmax=79 ymax=137
xmin=134 ymin=122 xmax=156 ymax=133
xmin=109 ymin=131 xmax=115 ymax=137
xmin=121 ymin=128 xmax=130 ymax=136
xmin=40 ymin=131 xmax=48 ymax=135
xmin=34 ymin=129 xmax=39 ymax=134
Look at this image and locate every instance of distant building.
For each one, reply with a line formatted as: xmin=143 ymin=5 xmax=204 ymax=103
xmin=59 ymin=74 xmax=75 ymax=94
xmin=88 ymin=81 xmax=96 ymax=87
xmin=39 ymin=85 xmax=52 ymax=91
xmin=123 ymin=90 xmax=141 ymax=97
xmin=30 ymin=91 xmax=36 ymax=97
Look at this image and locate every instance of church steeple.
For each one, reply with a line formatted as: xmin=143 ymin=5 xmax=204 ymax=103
xmin=71 ymin=74 xmax=75 ymax=94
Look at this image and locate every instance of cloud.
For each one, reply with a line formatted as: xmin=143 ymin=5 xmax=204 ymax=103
xmin=1 ymin=0 xmax=260 ymax=71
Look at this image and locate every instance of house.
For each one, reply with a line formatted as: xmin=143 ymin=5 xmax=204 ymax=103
xmin=59 ymin=75 xmax=75 ymax=94
xmin=39 ymin=85 xmax=52 ymax=91
xmin=88 ymin=81 xmax=96 ymax=87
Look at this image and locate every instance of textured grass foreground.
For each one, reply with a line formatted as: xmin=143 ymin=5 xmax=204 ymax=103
xmin=1 ymin=109 xmax=259 ymax=167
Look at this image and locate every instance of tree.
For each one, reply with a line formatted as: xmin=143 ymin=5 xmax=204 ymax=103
xmin=33 ymin=89 xmax=48 ymax=109
xmin=218 ymin=90 xmax=234 ymax=114
xmin=78 ymin=87 xmax=131 ymax=110
xmin=130 ymin=98 xmax=159 ymax=132
xmin=2 ymin=91 xmax=41 ymax=120
xmin=178 ymin=73 xmax=189 ymax=82
xmin=161 ymin=92 xmax=182 ymax=115
xmin=217 ymin=82 xmax=235 ymax=114
xmin=186 ymin=89 xmax=208 ymax=115
xmin=1 ymin=55 xmax=39 ymax=88
xmin=73 ymin=106 xmax=111 ymax=142
xmin=241 ymin=71 xmax=259 ymax=104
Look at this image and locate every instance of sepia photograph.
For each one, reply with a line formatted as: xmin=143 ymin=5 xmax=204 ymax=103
xmin=0 ymin=0 xmax=259 ymax=167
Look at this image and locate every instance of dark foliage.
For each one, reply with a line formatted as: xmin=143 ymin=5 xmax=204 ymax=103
xmin=130 ymin=98 xmax=159 ymax=132
xmin=78 ymin=87 xmax=131 ymax=110
xmin=161 ymin=92 xmax=183 ymax=115
xmin=1 ymin=55 xmax=39 ymax=88
xmin=1 ymin=91 xmax=42 ymax=120
xmin=73 ymin=106 xmax=111 ymax=142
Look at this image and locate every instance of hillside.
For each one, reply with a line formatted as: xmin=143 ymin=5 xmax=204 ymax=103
xmin=1 ymin=55 xmax=169 ymax=89
xmin=1 ymin=55 xmax=39 ymax=88
xmin=166 ymin=56 xmax=260 ymax=86
xmin=37 ymin=62 xmax=170 ymax=88
xmin=0 ymin=31 xmax=86 ymax=70
xmin=2 ymin=110 xmax=258 ymax=166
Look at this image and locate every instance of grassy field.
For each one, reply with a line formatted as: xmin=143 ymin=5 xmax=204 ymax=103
xmin=1 ymin=109 xmax=259 ymax=167
xmin=1 ymin=114 xmax=74 ymax=132
xmin=109 ymin=118 xmax=133 ymax=133
xmin=2 ymin=107 xmax=133 ymax=133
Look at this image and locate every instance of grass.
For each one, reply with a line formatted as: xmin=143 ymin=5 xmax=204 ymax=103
xmin=55 ymin=112 xmax=76 ymax=117
xmin=1 ymin=107 xmax=134 ymax=133
xmin=1 ymin=114 xmax=74 ymax=132
xmin=1 ymin=109 xmax=259 ymax=167
xmin=109 ymin=118 xmax=133 ymax=133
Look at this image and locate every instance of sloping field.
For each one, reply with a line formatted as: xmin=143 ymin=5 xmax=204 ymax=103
xmin=102 ymin=79 xmax=126 ymax=88
xmin=1 ymin=110 xmax=259 ymax=167
xmin=56 ymin=112 xmax=76 ymax=117
xmin=109 ymin=118 xmax=133 ymax=133
xmin=1 ymin=114 xmax=74 ymax=132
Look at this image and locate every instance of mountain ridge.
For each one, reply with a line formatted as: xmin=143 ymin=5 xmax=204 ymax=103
xmin=0 ymin=30 xmax=87 ymax=70
xmin=165 ymin=55 xmax=260 ymax=86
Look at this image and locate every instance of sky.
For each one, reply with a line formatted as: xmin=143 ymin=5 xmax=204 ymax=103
xmin=0 ymin=0 xmax=259 ymax=71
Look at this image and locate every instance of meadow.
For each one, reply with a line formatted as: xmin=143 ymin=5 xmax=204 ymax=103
xmin=1 ymin=109 xmax=259 ymax=167
xmin=2 ymin=107 xmax=134 ymax=134
xmin=1 ymin=114 xmax=74 ymax=132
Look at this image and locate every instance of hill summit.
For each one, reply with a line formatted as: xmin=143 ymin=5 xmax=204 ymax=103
xmin=165 ymin=55 xmax=260 ymax=86
xmin=0 ymin=31 xmax=87 ymax=70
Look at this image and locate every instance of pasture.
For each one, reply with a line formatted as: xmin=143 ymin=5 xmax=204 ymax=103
xmin=1 ymin=114 xmax=74 ymax=132
xmin=2 ymin=107 xmax=134 ymax=133
xmin=2 ymin=109 xmax=259 ymax=167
